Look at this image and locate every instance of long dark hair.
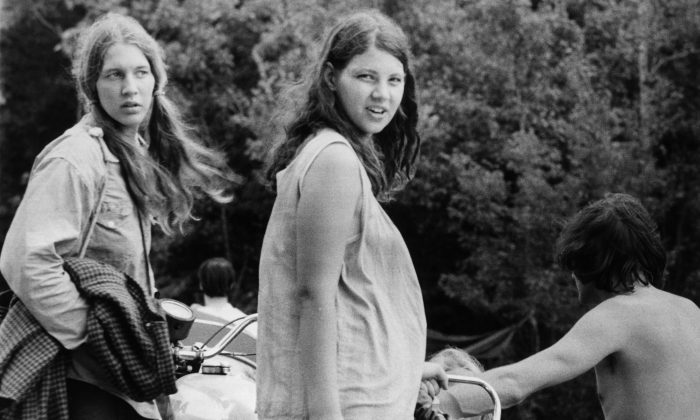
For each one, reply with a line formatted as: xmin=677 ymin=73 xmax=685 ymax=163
xmin=265 ymin=9 xmax=420 ymax=200
xmin=73 ymin=13 xmax=236 ymax=234
xmin=556 ymin=193 xmax=667 ymax=293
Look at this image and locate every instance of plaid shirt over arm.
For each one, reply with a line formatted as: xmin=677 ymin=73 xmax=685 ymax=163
xmin=0 ymin=257 xmax=177 ymax=420
xmin=0 ymin=302 xmax=68 ymax=420
xmin=63 ymin=257 xmax=177 ymax=400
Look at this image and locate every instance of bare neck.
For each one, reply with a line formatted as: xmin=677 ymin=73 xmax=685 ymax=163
xmin=202 ymin=295 xmax=230 ymax=307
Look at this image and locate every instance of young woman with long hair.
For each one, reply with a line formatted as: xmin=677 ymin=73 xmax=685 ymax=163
xmin=257 ymin=9 xmax=445 ymax=420
xmin=0 ymin=12 xmax=236 ymax=419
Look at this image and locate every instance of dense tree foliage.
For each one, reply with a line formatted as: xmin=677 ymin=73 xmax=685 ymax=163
xmin=1 ymin=0 xmax=698 ymax=418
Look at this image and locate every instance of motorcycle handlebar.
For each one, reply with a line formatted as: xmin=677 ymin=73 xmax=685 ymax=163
xmin=172 ymin=313 xmax=258 ymax=363
xmin=446 ymin=374 xmax=501 ymax=420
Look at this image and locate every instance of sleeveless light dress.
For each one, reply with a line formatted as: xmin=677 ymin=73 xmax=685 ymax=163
xmin=256 ymin=129 xmax=427 ymax=419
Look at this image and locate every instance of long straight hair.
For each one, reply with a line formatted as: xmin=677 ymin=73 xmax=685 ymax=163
xmin=73 ymin=13 xmax=236 ymax=234
xmin=265 ymin=9 xmax=420 ymax=200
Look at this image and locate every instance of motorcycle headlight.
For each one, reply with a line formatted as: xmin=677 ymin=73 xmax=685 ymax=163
xmin=160 ymin=298 xmax=195 ymax=342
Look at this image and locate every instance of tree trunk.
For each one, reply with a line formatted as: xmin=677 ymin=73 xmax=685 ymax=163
xmin=221 ymin=206 xmax=232 ymax=263
xmin=637 ymin=0 xmax=653 ymax=151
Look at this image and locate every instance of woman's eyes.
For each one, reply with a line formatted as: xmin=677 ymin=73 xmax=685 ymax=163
xmin=102 ymin=69 xmax=151 ymax=79
xmin=356 ymin=73 xmax=404 ymax=84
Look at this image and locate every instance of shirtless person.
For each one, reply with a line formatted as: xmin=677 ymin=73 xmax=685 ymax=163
xmin=435 ymin=193 xmax=700 ymax=419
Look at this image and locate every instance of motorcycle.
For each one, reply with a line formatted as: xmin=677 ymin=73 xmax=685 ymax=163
xmin=160 ymin=299 xmax=501 ymax=420
xmin=161 ymin=299 xmax=258 ymax=420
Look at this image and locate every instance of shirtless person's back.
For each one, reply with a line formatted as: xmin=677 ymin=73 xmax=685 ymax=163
xmin=594 ymin=287 xmax=700 ymax=419
xmin=435 ymin=194 xmax=700 ymax=419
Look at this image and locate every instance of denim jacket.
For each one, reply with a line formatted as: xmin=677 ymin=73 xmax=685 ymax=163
xmin=0 ymin=115 xmax=159 ymax=418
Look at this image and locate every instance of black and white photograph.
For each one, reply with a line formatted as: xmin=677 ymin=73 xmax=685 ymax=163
xmin=1 ymin=1 xmax=699 ymax=419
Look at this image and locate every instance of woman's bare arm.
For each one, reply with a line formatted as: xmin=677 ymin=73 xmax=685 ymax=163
xmin=296 ymin=143 xmax=362 ymax=420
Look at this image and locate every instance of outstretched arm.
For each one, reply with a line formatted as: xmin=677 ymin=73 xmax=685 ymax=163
xmin=444 ymin=302 xmax=626 ymax=416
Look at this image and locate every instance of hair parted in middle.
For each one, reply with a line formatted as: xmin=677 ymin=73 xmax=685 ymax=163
xmin=265 ymin=9 xmax=420 ymax=200
xmin=73 ymin=12 xmax=237 ymax=234
xmin=556 ymin=193 xmax=667 ymax=293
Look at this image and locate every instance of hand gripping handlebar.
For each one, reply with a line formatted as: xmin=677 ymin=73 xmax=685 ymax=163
xmin=446 ymin=374 xmax=502 ymax=420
